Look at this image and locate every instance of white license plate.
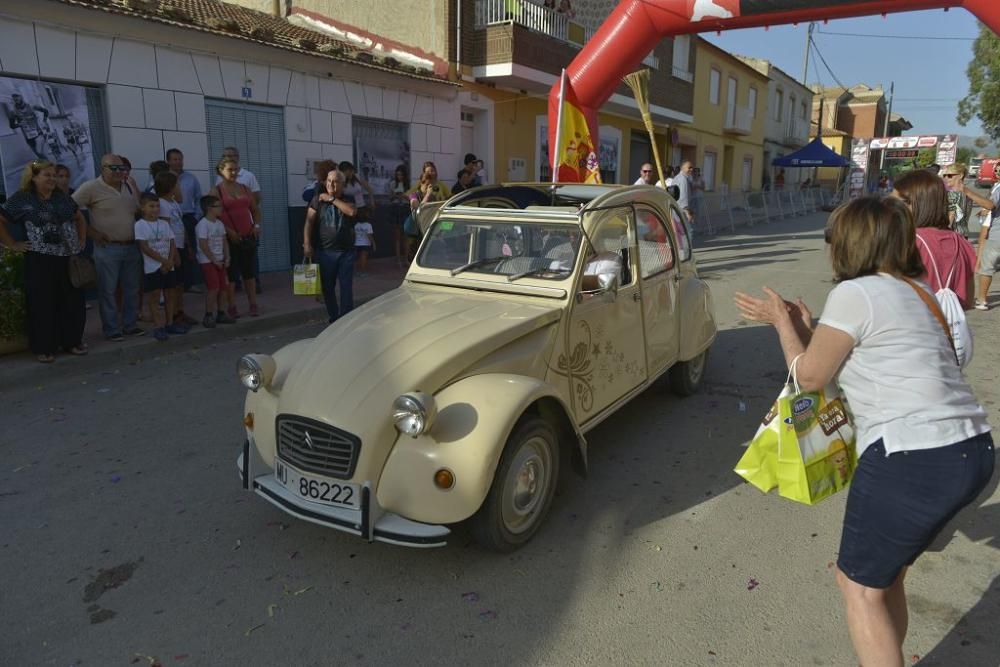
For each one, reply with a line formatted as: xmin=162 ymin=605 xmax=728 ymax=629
xmin=275 ymin=458 xmax=360 ymax=509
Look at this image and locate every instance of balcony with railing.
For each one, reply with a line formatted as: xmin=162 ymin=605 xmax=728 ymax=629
xmin=724 ymin=105 xmax=753 ymax=135
xmin=783 ymin=116 xmax=809 ymax=146
xmin=475 ymin=0 xmax=574 ymax=42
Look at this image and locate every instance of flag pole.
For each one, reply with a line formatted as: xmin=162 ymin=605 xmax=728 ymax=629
xmin=552 ymin=68 xmax=566 ymax=184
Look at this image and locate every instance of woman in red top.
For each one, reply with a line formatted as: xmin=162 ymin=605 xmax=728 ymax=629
xmin=209 ymin=157 xmax=261 ymax=317
xmin=892 ymin=170 xmax=976 ymax=308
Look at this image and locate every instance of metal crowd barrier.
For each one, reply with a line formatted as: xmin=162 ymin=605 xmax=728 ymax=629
xmin=689 ymin=187 xmax=834 ymax=236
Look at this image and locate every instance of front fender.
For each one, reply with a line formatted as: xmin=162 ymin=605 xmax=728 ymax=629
xmin=377 ymin=374 xmax=576 ymax=525
xmin=678 ymin=276 xmax=717 ymax=360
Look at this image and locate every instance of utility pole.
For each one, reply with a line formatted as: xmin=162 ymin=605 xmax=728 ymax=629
xmin=878 ymin=81 xmax=894 ymax=173
xmin=801 ymin=22 xmax=814 ymax=85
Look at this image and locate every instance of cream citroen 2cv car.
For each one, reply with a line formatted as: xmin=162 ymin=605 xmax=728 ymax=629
xmin=237 ymin=183 xmax=716 ymax=551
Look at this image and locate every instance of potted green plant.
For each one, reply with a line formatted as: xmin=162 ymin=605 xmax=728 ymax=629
xmin=0 ymin=248 xmax=27 ymax=355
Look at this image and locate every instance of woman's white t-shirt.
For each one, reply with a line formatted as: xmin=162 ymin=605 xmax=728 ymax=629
xmin=354 ymin=222 xmax=373 ymax=247
xmin=343 ymin=181 xmax=366 ymax=208
xmin=819 ymin=273 xmax=990 ymax=457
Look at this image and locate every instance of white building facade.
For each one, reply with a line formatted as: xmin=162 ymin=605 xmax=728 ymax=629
xmin=0 ymin=0 xmax=459 ymax=270
xmin=737 ymin=57 xmax=813 ymax=188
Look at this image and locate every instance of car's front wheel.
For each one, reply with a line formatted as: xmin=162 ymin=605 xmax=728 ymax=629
xmin=470 ymin=416 xmax=560 ymax=552
xmin=669 ymin=348 xmax=708 ymax=396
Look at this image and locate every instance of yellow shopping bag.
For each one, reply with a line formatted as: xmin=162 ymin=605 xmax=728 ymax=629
xmin=775 ymin=382 xmax=857 ymax=505
xmin=293 ymin=261 xmax=321 ymax=296
xmin=735 ymin=356 xmax=857 ymax=505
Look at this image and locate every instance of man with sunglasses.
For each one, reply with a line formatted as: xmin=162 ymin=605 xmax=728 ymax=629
xmin=633 ymin=162 xmax=665 ymax=188
xmin=72 ymin=154 xmax=144 ymax=341
xmin=942 ymin=165 xmax=973 ymax=238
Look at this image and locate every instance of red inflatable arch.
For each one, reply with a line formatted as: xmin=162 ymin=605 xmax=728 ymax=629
xmin=547 ymin=0 xmax=1000 ymax=179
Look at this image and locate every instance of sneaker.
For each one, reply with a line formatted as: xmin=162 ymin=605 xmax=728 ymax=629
xmin=215 ymin=310 xmax=236 ymax=324
xmin=153 ymin=328 xmax=169 ymax=342
xmin=202 ymin=313 xmax=216 ymax=329
xmin=106 ymin=332 xmax=125 ymax=342
xmin=249 ymin=303 xmax=259 ymax=317
xmin=227 ymin=305 xmax=241 ymax=320
xmin=974 ymin=300 xmax=989 ymax=311
xmin=165 ymin=323 xmax=189 ymax=335
xmin=124 ymin=327 xmax=146 ymax=337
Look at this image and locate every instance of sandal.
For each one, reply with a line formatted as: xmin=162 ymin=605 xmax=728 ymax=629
xmin=69 ymin=345 xmax=89 ymax=356
xmin=37 ymin=354 xmax=55 ymax=363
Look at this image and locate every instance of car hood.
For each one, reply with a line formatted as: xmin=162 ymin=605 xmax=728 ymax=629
xmin=278 ymin=285 xmax=563 ymax=425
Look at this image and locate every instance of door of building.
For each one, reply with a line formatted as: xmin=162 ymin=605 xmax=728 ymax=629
xmin=629 ymin=131 xmax=651 ymax=183
xmin=205 ymin=99 xmax=289 ymax=272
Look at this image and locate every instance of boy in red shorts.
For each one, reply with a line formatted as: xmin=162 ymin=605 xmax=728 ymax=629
xmin=195 ymin=195 xmax=235 ymax=327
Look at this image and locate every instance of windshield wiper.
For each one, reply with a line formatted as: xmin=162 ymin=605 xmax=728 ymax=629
xmin=507 ymin=266 xmax=572 ymax=282
xmin=450 ymin=256 xmax=509 ymax=276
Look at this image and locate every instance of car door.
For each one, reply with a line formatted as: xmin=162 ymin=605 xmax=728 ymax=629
xmin=635 ymin=205 xmax=680 ymax=375
xmin=565 ymin=206 xmax=647 ymax=422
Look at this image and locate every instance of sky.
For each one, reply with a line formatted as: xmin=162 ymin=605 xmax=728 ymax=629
xmin=704 ymin=8 xmax=984 ymax=137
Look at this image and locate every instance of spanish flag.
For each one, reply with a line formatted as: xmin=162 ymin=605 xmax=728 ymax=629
xmin=554 ymin=70 xmax=602 ymax=184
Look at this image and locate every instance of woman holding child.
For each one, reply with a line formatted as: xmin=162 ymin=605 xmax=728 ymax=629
xmin=0 ymin=160 xmax=88 ymax=362
xmin=734 ymin=196 xmax=994 ymax=666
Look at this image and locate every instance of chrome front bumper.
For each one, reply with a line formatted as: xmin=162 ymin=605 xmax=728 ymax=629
xmin=238 ymin=440 xmax=449 ymax=548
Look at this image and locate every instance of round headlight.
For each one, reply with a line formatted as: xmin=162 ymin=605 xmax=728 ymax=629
xmin=392 ymin=391 xmax=437 ymax=437
xmin=238 ymin=356 xmax=263 ymax=391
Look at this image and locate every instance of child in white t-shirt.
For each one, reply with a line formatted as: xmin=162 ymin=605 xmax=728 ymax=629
xmin=354 ymin=220 xmax=376 ymax=275
xmin=134 ymin=194 xmax=181 ymax=341
xmin=154 ymin=171 xmax=194 ymax=331
xmin=195 ymin=195 xmax=235 ymax=327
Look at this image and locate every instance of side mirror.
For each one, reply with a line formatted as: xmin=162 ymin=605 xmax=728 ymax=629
xmin=579 ymin=251 xmax=622 ymax=302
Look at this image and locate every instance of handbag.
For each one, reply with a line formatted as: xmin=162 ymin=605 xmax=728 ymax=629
xmin=735 ymin=355 xmax=857 ymax=505
xmin=68 ymin=254 xmax=97 ymax=289
xmin=402 ymin=213 xmax=420 ymax=238
xmin=292 ymin=261 xmax=321 ymax=296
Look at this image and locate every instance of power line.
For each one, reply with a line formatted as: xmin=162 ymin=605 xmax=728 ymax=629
xmin=816 ymin=29 xmax=975 ymax=41
xmin=810 ymin=39 xmax=848 ymax=91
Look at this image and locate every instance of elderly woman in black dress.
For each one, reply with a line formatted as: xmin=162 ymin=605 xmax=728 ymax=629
xmin=0 ymin=159 xmax=88 ymax=362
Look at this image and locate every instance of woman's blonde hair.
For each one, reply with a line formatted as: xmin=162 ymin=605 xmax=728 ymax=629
xmin=827 ymin=196 xmax=924 ymax=282
xmin=418 ymin=161 xmax=437 ymax=186
xmin=19 ymin=159 xmax=54 ymax=193
xmin=216 ymin=156 xmax=239 ymax=175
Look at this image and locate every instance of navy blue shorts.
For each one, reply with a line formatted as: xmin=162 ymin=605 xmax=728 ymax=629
xmin=143 ymin=269 xmax=178 ymax=293
xmin=838 ymin=433 xmax=995 ymax=589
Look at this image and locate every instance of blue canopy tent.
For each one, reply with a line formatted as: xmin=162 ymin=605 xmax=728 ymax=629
xmin=772 ymin=137 xmax=850 ymax=168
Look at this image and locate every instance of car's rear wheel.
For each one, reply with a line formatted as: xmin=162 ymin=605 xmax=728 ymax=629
xmin=470 ymin=416 xmax=559 ymax=552
xmin=669 ymin=348 xmax=708 ymax=396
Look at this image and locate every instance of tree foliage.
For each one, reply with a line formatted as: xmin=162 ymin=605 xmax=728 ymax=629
xmin=956 ymin=146 xmax=974 ymax=165
xmin=915 ymin=148 xmax=937 ymax=169
xmin=958 ymin=24 xmax=1000 ymax=141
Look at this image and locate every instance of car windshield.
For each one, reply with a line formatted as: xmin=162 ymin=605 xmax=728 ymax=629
xmin=417 ymin=218 xmax=580 ymax=280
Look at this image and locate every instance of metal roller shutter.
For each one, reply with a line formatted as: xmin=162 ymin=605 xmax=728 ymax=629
xmin=205 ymin=99 xmax=289 ymax=272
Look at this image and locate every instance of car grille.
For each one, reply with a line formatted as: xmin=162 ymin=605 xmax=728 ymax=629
xmin=275 ymin=415 xmax=361 ymax=479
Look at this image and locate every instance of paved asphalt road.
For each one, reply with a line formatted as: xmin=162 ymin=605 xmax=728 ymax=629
xmin=2 ymin=212 xmax=998 ymax=666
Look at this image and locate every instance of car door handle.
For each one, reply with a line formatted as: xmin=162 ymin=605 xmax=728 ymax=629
xmin=633 ymin=291 xmax=641 ymax=302
xmin=673 ymin=273 xmax=682 ymax=283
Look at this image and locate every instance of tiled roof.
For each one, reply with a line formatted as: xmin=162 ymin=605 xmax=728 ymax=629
xmin=51 ymin=0 xmax=452 ymax=83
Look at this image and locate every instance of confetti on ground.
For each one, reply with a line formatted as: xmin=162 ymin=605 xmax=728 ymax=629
xmin=478 ymin=610 xmax=497 ymax=621
xmin=110 ymin=475 xmax=121 ymax=483
xmin=97 ymin=388 xmax=111 ymax=393
xmin=738 ymin=400 xmax=747 ymax=412
xmin=461 ymin=592 xmax=480 ymax=603
xmin=245 ymin=623 xmax=265 ymax=637
xmin=283 ymin=586 xmax=312 ymax=596
xmin=747 ymin=578 xmax=760 ymax=591
xmin=289 ymin=551 xmax=299 ymax=560
xmin=267 ymin=604 xmax=278 ymax=618
xmin=131 ymin=654 xmax=162 ymax=666
xmin=651 ymin=581 xmax=664 ymax=592
xmin=233 ymin=539 xmax=241 ymax=551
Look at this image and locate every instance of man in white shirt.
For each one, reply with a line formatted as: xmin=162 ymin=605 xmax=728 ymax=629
xmin=216 ymin=146 xmax=263 ymax=292
xmin=674 ymin=160 xmax=694 ymax=223
xmin=973 ymin=181 xmax=1000 ymax=309
xmin=632 ymin=162 xmax=667 ymax=189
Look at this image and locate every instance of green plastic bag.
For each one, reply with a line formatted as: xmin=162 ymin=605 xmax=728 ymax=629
xmin=292 ymin=261 xmax=320 ymax=296
xmin=734 ymin=383 xmax=794 ymax=494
